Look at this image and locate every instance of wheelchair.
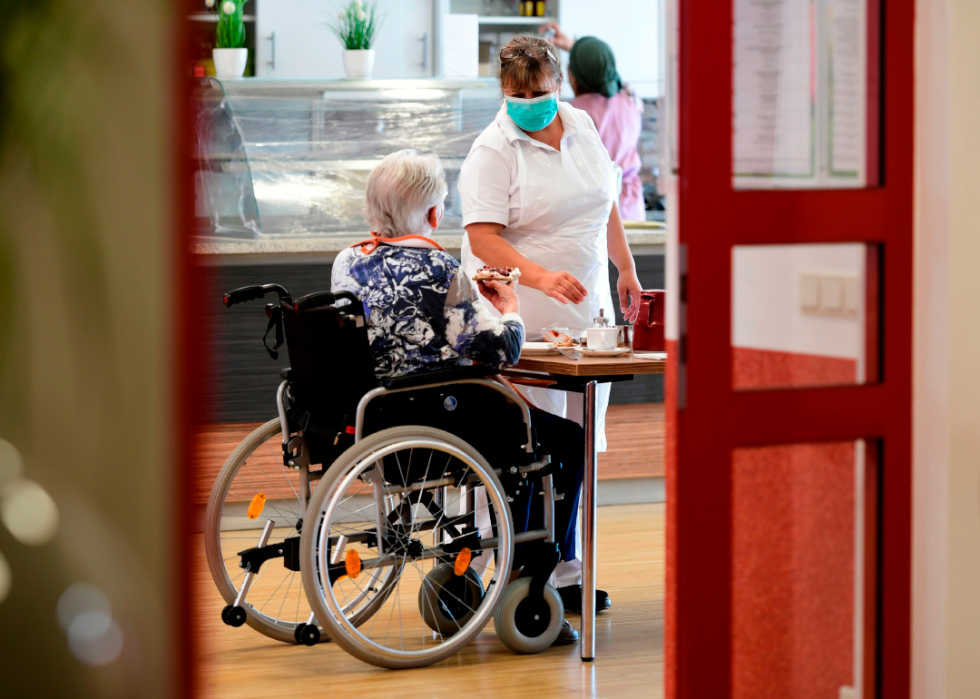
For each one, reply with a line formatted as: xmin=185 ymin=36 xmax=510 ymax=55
xmin=205 ymin=283 xmax=573 ymax=669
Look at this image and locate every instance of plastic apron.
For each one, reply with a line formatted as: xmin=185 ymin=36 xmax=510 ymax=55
xmin=461 ymin=116 xmax=617 ymax=452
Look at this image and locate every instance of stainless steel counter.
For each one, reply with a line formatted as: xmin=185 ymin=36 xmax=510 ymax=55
xmin=192 ymin=226 xmax=666 ymax=265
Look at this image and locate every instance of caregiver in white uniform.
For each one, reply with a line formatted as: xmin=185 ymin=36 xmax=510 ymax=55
xmin=459 ymin=35 xmax=642 ymax=608
xmin=459 ymin=34 xmax=642 ymax=451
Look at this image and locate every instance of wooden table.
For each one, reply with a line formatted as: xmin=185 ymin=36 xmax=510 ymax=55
xmin=505 ymin=351 xmax=666 ymax=661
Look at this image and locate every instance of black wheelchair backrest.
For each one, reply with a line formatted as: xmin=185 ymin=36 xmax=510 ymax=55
xmin=279 ymin=291 xmax=378 ymax=430
xmin=222 ymin=284 xmax=378 ymax=435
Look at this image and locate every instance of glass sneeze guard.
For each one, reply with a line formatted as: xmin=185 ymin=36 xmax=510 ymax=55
xmin=193 ymin=77 xmax=501 ymax=240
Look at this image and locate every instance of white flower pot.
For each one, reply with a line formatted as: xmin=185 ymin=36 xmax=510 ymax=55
xmin=343 ymin=49 xmax=375 ymax=79
xmin=213 ymin=48 xmax=248 ymax=79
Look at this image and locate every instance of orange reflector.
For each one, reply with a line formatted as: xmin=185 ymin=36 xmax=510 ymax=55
xmin=454 ymin=547 xmax=472 ymax=577
xmin=345 ymin=549 xmax=362 ymax=579
xmin=246 ymin=493 xmax=266 ymax=520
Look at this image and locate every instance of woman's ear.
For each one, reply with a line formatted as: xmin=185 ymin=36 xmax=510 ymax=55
xmin=427 ymin=205 xmax=441 ymax=230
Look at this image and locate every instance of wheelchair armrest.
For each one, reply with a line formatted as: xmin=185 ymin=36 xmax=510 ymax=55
xmin=381 ymin=364 xmax=499 ymax=391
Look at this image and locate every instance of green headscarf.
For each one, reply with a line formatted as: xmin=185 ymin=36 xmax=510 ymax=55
xmin=568 ymin=36 xmax=622 ymax=98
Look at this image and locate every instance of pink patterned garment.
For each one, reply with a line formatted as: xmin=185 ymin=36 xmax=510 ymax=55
xmin=570 ymin=91 xmax=645 ymax=222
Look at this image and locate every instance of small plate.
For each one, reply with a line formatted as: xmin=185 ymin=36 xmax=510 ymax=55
xmin=522 ymin=341 xmax=560 ymax=356
xmin=633 ymin=351 xmax=667 ymax=360
xmin=577 ymin=346 xmax=632 ymax=357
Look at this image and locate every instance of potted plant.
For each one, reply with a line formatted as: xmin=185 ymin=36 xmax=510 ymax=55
xmin=208 ymin=0 xmax=248 ymax=79
xmin=328 ymin=0 xmax=383 ymax=79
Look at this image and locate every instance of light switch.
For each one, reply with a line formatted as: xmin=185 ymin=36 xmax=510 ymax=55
xmin=821 ymin=277 xmax=844 ymax=311
xmin=800 ymin=274 xmax=820 ymax=310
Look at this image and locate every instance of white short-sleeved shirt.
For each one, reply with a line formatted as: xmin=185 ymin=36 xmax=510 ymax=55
xmin=457 ymin=101 xmax=618 ymax=452
xmin=459 ymin=102 xmax=617 ymax=237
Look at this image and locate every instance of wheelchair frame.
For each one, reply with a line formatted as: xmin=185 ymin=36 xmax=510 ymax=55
xmin=209 ymin=283 xmax=572 ymax=666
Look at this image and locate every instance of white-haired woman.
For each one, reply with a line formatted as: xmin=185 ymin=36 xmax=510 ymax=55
xmin=332 ymin=149 xmax=583 ymax=646
xmin=332 ymin=149 xmax=524 ymax=378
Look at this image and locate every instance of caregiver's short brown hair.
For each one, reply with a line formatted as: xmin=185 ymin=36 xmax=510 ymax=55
xmin=498 ymin=35 xmax=562 ymax=93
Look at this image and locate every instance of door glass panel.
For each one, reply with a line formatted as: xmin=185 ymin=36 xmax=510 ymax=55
xmin=732 ymin=440 xmax=877 ymax=699
xmin=732 ymin=0 xmax=880 ymax=189
xmin=732 ymin=243 xmax=879 ymax=390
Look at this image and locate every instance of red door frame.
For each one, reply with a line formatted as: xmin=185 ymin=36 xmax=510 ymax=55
xmin=666 ymin=1 xmax=912 ymax=698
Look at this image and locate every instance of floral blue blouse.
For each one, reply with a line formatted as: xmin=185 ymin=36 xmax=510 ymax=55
xmin=332 ymin=241 xmax=525 ymax=380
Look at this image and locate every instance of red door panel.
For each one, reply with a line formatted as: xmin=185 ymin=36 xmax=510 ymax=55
xmin=667 ymin=1 xmax=912 ymax=697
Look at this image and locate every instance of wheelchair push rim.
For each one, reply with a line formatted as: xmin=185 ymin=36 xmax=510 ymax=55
xmin=301 ymin=426 xmax=514 ymax=669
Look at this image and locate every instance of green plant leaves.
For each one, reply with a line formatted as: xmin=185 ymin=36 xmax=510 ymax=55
xmin=327 ymin=1 xmax=382 ymax=51
xmin=216 ymin=0 xmax=246 ymax=49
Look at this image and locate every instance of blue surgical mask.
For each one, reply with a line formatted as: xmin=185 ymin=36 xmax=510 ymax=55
xmin=505 ymin=92 xmax=559 ymax=132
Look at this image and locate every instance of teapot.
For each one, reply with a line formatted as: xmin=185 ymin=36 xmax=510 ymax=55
xmin=632 ymin=290 xmax=665 ymax=352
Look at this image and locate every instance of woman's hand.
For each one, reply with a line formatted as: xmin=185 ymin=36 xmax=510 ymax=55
xmin=538 ymin=269 xmax=588 ymax=305
xmin=539 ymin=22 xmax=574 ymax=51
xmin=617 ymin=269 xmax=643 ymax=324
xmin=478 ymin=279 xmax=521 ymax=316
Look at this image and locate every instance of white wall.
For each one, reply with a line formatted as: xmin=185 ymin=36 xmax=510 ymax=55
xmin=559 ymin=0 xmax=662 ymax=98
xmin=731 ymin=244 xmax=865 ymax=362
xmin=914 ymin=0 xmax=980 ymax=697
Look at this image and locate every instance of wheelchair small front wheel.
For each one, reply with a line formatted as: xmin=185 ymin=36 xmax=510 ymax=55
xmin=418 ymin=563 xmax=485 ymax=636
xmin=493 ymin=578 xmax=564 ymax=654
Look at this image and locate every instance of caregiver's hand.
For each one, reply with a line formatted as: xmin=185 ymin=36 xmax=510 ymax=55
xmin=617 ymin=269 xmax=643 ymax=324
xmin=479 ymin=279 xmax=521 ymax=316
xmin=538 ymin=269 xmax=588 ymax=305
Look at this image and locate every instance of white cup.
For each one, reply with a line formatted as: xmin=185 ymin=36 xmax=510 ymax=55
xmin=586 ymin=327 xmax=618 ymax=350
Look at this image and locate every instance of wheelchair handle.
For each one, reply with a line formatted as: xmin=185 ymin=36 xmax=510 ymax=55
xmin=292 ymin=290 xmax=360 ymax=313
xmin=223 ymin=284 xmax=292 ymax=308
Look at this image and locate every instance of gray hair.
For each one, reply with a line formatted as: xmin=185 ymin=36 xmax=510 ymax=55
xmin=365 ymin=150 xmax=448 ymax=238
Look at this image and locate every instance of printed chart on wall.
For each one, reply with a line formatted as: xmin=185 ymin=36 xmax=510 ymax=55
xmin=733 ymin=0 xmax=877 ymax=189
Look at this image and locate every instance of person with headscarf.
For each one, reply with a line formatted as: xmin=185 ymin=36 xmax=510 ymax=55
xmin=540 ymin=24 xmax=646 ymax=222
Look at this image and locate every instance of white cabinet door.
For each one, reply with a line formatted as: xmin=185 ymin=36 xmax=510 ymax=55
xmin=559 ymin=0 xmax=662 ymax=98
xmin=256 ymin=0 xmax=432 ymax=78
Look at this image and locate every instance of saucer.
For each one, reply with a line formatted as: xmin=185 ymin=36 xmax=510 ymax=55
xmin=521 ymin=341 xmax=561 ymax=356
xmin=577 ymin=346 xmax=631 ymax=357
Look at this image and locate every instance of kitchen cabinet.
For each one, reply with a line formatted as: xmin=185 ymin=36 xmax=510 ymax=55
xmin=255 ymin=0 xmax=433 ymax=78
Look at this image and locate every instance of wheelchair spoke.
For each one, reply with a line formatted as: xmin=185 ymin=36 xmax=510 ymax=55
xmin=273 ymin=572 xmax=296 ymax=626
xmin=257 ymin=568 xmax=293 ymax=615
xmin=305 ymin=432 xmax=516 ymax=663
xmin=415 ymin=560 xmax=480 ymax=619
xmin=234 ymin=475 xmax=302 ymax=520
xmin=263 ymin=438 xmax=304 ymax=510
xmin=242 ymin=455 xmax=298 ymax=516
xmin=412 ymin=563 xmax=463 ymax=638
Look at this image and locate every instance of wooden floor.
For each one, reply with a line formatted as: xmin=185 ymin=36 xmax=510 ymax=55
xmin=195 ymin=503 xmax=664 ymax=699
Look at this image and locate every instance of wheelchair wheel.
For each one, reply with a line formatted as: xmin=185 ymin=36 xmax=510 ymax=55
xmin=204 ymin=418 xmax=396 ymax=644
xmin=493 ymin=578 xmax=564 ymax=654
xmin=301 ymin=426 xmax=514 ymax=669
xmin=418 ymin=563 xmax=485 ymax=636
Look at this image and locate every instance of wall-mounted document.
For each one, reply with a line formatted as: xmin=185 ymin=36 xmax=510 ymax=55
xmin=733 ymin=0 xmax=876 ymax=189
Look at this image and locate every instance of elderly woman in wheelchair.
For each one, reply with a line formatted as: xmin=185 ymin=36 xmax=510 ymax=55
xmin=205 ymin=150 xmax=584 ymax=669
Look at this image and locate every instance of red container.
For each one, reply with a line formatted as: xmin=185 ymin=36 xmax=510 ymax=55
xmin=632 ymin=290 xmax=665 ymax=351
